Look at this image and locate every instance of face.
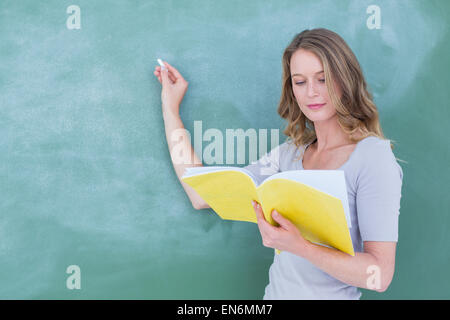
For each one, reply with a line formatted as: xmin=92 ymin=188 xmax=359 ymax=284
xmin=290 ymin=49 xmax=341 ymax=123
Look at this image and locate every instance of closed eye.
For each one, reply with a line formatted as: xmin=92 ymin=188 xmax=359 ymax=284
xmin=295 ymin=79 xmax=325 ymax=85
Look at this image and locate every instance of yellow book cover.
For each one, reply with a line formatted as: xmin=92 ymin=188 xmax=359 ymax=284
xmin=181 ymin=167 xmax=354 ymax=256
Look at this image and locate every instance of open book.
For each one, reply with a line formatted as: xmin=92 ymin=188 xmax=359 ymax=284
xmin=181 ymin=166 xmax=354 ymax=256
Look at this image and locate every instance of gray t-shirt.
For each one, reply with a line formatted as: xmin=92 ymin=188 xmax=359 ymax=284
xmin=243 ymin=136 xmax=403 ymax=300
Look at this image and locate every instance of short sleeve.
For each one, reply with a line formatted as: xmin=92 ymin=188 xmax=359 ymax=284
xmin=356 ymin=139 xmax=403 ymax=242
xmin=242 ymin=142 xmax=285 ymax=185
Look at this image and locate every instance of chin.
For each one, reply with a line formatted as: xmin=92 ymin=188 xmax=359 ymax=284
xmin=303 ymin=110 xmax=335 ymax=123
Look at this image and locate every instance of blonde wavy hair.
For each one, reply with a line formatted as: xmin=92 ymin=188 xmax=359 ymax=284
xmin=277 ymin=28 xmax=402 ymax=161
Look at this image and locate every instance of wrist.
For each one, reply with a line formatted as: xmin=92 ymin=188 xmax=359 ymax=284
xmin=162 ymin=107 xmax=180 ymax=121
xmin=294 ymin=238 xmax=313 ymax=259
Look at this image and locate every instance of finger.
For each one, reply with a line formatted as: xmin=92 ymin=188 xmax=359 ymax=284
xmin=253 ymin=201 xmax=278 ymax=232
xmin=271 ymin=210 xmax=292 ymax=230
xmin=163 ymin=61 xmax=185 ymax=81
xmin=253 ymin=201 xmax=271 ymax=232
xmin=160 ymin=67 xmax=172 ymax=86
xmin=252 ymin=201 xmax=265 ymax=222
xmin=155 ymin=66 xmax=177 ymax=83
xmin=154 ymin=70 xmax=162 ymax=84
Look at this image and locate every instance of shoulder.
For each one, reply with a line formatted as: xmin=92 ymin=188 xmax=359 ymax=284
xmin=247 ymin=140 xmax=291 ymax=167
xmin=276 ymin=138 xmax=309 ymax=164
xmin=357 ymin=136 xmax=398 ymax=163
xmin=355 ymin=136 xmax=403 ymax=185
xmin=262 ymin=139 xmax=302 ymax=160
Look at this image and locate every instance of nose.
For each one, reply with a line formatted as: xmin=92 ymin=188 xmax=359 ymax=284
xmin=307 ymin=81 xmax=319 ymax=98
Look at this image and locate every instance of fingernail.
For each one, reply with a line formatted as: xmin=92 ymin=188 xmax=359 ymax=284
xmin=252 ymin=200 xmax=255 ymax=207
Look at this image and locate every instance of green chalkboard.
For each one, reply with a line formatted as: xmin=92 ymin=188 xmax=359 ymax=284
xmin=0 ymin=0 xmax=449 ymax=299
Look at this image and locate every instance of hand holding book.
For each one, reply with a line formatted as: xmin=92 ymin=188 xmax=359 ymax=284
xmin=252 ymin=200 xmax=311 ymax=256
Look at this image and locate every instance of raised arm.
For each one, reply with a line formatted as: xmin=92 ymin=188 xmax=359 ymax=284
xmin=154 ymin=61 xmax=210 ymax=210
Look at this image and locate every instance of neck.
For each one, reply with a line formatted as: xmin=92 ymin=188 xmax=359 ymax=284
xmin=312 ymin=115 xmax=352 ymax=152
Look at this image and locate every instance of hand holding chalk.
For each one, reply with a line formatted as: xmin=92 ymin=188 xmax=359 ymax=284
xmin=154 ymin=59 xmax=177 ymax=85
xmin=157 ymin=58 xmax=167 ymax=71
xmin=154 ymin=59 xmax=189 ymax=116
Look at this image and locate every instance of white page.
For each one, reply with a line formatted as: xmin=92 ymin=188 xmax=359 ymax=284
xmin=182 ymin=166 xmax=259 ymax=186
xmin=262 ymin=170 xmax=352 ymax=228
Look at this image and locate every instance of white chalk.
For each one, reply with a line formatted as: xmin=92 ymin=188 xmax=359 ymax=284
xmin=157 ymin=58 xmax=167 ymax=71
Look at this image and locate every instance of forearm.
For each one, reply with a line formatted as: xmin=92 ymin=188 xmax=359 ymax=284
xmin=162 ymin=107 xmax=206 ymax=207
xmin=298 ymin=242 xmax=388 ymax=292
xmin=162 ymin=107 xmax=202 ymax=175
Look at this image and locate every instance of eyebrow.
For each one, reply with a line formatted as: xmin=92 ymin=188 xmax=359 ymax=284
xmin=291 ymin=70 xmax=324 ymax=77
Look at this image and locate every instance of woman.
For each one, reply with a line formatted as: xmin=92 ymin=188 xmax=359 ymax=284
xmin=154 ymin=28 xmax=403 ymax=300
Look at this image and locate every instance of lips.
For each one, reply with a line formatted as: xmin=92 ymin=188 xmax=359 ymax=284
xmin=307 ymin=103 xmax=326 ymax=109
